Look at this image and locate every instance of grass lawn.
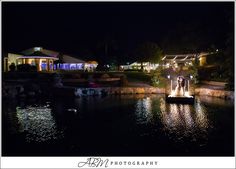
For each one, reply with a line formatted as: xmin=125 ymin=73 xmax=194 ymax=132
xmin=124 ymin=72 xmax=151 ymax=82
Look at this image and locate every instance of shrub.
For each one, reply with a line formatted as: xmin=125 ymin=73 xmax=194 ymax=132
xmin=100 ymin=74 xmax=110 ymax=78
xmin=120 ymin=75 xmax=128 ymax=86
xmin=73 ymin=74 xmax=81 ymax=79
xmin=151 ymin=74 xmax=159 ymax=87
xmin=151 ymin=68 xmax=166 ymax=87
xmin=17 ymin=64 xmax=37 ymax=72
xmin=9 ymin=63 xmax=16 ymax=72
xmin=96 ymin=64 xmax=109 ymax=71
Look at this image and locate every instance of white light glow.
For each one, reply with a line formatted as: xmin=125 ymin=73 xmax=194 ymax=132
xmin=34 ymin=47 xmax=42 ymax=51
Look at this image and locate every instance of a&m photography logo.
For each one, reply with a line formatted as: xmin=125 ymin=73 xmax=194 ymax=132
xmin=78 ymin=157 xmax=158 ymax=168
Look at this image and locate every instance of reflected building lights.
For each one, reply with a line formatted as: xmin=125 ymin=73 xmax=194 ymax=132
xmin=183 ymin=104 xmax=194 ymax=128
xmin=135 ymin=97 xmax=152 ymax=124
xmin=195 ymin=99 xmax=209 ymax=129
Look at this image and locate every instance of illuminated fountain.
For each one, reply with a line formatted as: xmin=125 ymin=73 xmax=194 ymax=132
xmin=166 ymin=75 xmax=194 ymax=104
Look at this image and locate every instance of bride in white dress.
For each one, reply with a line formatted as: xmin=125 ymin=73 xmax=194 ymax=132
xmin=175 ymin=77 xmax=181 ymax=96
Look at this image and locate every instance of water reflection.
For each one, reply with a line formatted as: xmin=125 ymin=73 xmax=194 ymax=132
xmin=160 ymin=98 xmax=209 ymax=140
xmin=16 ymin=105 xmax=64 ymax=142
xmin=135 ymin=97 xmax=152 ymax=124
xmin=3 ymin=94 xmax=234 ymax=155
xmin=135 ymin=96 xmax=210 ymax=141
xmin=195 ymin=98 xmax=209 ymax=130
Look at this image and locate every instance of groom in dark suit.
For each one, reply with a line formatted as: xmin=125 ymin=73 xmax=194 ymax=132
xmin=180 ymin=77 xmax=186 ymax=96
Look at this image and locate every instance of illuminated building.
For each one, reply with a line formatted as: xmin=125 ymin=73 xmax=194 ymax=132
xmin=120 ymin=52 xmax=213 ymax=72
xmin=120 ymin=62 xmax=159 ymax=72
xmin=161 ymin=52 xmax=212 ymax=68
xmin=3 ymin=47 xmax=98 ymax=72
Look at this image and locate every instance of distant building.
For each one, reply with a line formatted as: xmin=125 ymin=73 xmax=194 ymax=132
xmin=120 ymin=62 xmax=159 ymax=72
xmin=120 ymin=52 xmax=212 ymax=72
xmin=4 ymin=47 xmax=98 ymax=72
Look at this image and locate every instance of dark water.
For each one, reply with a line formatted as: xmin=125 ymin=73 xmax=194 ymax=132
xmin=2 ymin=94 xmax=234 ymax=156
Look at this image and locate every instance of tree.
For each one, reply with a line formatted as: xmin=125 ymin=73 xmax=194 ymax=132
xmin=95 ymin=36 xmax=120 ymax=70
xmin=134 ymin=42 xmax=163 ymax=70
xmin=54 ymin=53 xmax=64 ymax=70
xmin=223 ymin=29 xmax=234 ymax=90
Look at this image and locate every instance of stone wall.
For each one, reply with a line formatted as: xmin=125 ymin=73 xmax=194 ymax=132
xmin=71 ymin=87 xmax=165 ymax=97
xmin=107 ymin=87 xmax=234 ymax=100
xmin=195 ymin=88 xmax=234 ymax=100
xmin=200 ymin=80 xmax=227 ymax=86
xmin=106 ymin=87 xmax=165 ymax=94
xmin=3 ymin=81 xmax=234 ymax=100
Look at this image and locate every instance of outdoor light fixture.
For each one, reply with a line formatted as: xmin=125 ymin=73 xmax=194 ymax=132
xmin=190 ymin=75 xmax=193 ymax=79
xmin=167 ymin=75 xmax=170 ymax=79
xmin=34 ymin=47 xmax=42 ymax=51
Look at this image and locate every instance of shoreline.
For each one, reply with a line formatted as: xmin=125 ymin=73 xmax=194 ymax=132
xmin=3 ymin=82 xmax=234 ymax=100
xmin=56 ymin=86 xmax=234 ymax=100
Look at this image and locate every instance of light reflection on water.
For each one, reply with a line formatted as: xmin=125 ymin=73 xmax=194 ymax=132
xmin=4 ymin=94 xmax=233 ymax=155
xmin=16 ymin=105 xmax=64 ymax=142
xmin=135 ymin=97 xmax=152 ymax=124
xmin=14 ymin=95 xmax=217 ymax=144
xmin=135 ymin=96 xmax=210 ymax=141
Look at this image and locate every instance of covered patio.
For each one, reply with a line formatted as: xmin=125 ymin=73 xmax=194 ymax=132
xmin=16 ymin=51 xmax=58 ymax=71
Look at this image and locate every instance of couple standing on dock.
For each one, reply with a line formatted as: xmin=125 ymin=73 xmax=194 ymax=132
xmin=175 ymin=76 xmax=186 ymax=96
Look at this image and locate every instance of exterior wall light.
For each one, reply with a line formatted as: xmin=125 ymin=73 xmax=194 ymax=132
xmin=34 ymin=47 xmax=42 ymax=51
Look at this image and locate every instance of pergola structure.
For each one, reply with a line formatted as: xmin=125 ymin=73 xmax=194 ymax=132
xmin=161 ymin=52 xmax=211 ymax=66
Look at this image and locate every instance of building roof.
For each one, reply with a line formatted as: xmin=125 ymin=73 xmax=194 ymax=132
xmin=62 ymin=54 xmax=85 ymax=63
xmin=17 ymin=56 xmax=59 ymax=60
xmin=22 ymin=47 xmax=59 ymax=57
xmin=26 ymin=51 xmax=52 ymax=57
xmin=20 ymin=47 xmax=95 ymax=63
xmin=18 ymin=50 xmax=58 ymax=60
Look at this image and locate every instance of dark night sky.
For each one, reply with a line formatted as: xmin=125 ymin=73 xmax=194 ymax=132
xmin=2 ymin=2 xmax=234 ymax=60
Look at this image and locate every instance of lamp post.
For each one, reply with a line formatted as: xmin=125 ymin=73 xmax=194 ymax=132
xmin=167 ymin=75 xmax=172 ymax=94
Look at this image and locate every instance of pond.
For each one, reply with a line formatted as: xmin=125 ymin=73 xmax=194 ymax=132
xmin=2 ymin=94 xmax=234 ymax=156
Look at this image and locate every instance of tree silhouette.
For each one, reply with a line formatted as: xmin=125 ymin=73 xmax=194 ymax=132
xmin=95 ymin=36 xmax=120 ymax=69
xmin=134 ymin=42 xmax=163 ymax=70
